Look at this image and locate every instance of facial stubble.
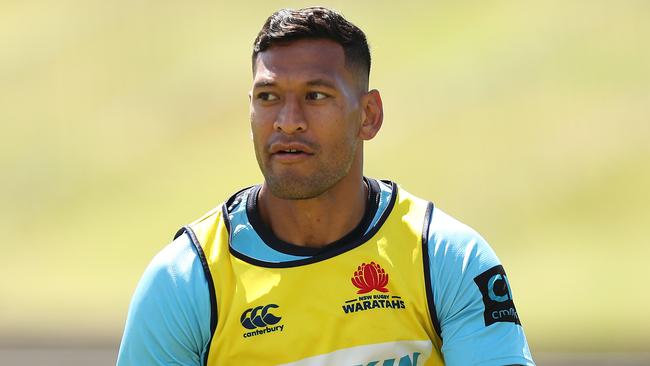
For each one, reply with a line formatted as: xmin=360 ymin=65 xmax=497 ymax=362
xmin=255 ymin=131 xmax=359 ymax=200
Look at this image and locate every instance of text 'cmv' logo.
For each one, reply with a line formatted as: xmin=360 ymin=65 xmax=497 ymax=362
xmin=473 ymin=265 xmax=521 ymax=326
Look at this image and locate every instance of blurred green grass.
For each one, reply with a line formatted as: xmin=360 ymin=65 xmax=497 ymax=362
xmin=1 ymin=0 xmax=648 ymax=352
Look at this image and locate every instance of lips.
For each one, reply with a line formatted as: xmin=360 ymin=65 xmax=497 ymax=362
xmin=270 ymin=142 xmax=314 ymax=154
xmin=268 ymin=141 xmax=315 ymax=163
xmin=269 ymin=141 xmax=315 ymax=155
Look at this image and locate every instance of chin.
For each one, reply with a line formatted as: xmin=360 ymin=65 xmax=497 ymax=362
xmin=267 ymin=179 xmax=327 ymax=200
xmin=265 ymin=173 xmax=342 ymax=200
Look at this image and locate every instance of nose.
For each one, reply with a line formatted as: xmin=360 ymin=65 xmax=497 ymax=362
xmin=274 ymin=95 xmax=307 ymax=134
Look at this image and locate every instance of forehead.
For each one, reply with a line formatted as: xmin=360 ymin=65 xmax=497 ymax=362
xmin=253 ymin=39 xmax=350 ymax=84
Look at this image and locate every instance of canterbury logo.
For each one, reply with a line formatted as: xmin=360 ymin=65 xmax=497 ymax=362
xmin=351 ymin=262 xmax=389 ymax=294
xmin=240 ymin=304 xmax=282 ymax=330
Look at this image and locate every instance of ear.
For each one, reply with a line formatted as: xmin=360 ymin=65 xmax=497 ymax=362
xmin=358 ymin=89 xmax=383 ymax=140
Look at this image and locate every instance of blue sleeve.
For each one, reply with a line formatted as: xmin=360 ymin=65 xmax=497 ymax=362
xmin=116 ymin=233 xmax=212 ymax=366
xmin=427 ymin=208 xmax=535 ymax=366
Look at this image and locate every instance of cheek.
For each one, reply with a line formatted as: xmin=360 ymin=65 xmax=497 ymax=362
xmin=251 ymin=127 xmax=267 ymax=168
xmin=316 ymin=107 xmax=360 ymax=140
xmin=250 ymin=106 xmax=278 ymax=131
xmin=306 ymin=102 xmax=350 ymax=128
xmin=251 ymin=127 xmax=266 ymax=153
xmin=340 ymin=109 xmax=363 ymax=141
xmin=249 ymin=116 xmax=266 ymax=153
xmin=250 ymin=110 xmax=269 ymax=136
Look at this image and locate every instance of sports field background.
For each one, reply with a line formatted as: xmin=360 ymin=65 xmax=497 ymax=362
xmin=1 ymin=0 xmax=649 ymax=364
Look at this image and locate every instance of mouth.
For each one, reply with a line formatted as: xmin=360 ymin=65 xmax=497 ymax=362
xmin=274 ymin=148 xmax=310 ymax=155
xmin=269 ymin=143 xmax=315 ymax=163
xmin=270 ymin=142 xmax=315 ymax=155
xmin=272 ymin=149 xmax=313 ymax=161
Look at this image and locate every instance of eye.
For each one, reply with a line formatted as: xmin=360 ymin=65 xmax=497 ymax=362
xmin=257 ymin=92 xmax=279 ymax=102
xmin=306 ymin=91 xmax=329 ymax=101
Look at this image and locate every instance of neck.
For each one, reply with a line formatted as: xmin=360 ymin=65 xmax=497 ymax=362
xmin=257 ymin=172 xmax=368 ymax=248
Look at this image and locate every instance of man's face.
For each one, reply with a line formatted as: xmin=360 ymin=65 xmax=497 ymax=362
xmin=250 ymin=39 xmax=365 ymax=199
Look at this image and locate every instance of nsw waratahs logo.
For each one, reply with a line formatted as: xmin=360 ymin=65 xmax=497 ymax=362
xmin=352 ymin=261 xmax=389 ymax=294
xmin=342 ymin=261 xmax=406 ymax=314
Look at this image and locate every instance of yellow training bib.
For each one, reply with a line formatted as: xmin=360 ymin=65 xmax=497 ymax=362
xmin=182 ymin=186 xmax=443 ymax=365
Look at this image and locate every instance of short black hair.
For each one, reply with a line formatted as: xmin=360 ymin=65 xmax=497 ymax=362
xmin=252 ymin=7 xmax=371 ymax=82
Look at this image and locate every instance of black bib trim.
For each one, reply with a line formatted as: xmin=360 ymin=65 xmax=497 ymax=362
xmin=421 ymin=202 xmax=443 ymax=340
xmin=225 ymin=179 xmax=398 ymax=268
xmin=174 ymin=226 xmax=218 ymax=365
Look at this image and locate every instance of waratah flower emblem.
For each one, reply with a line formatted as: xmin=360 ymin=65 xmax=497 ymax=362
xmin=351 ymin=261 xmax=389 ymax=294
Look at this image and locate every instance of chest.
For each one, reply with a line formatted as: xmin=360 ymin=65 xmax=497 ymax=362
xmin=206 ymin=235 xmax=442 ymax=365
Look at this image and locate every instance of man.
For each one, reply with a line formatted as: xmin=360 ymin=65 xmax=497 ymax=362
xmin=117 ymin=7 xmax=535 ymax=366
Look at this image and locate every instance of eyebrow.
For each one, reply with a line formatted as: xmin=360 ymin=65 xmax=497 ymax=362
xmin=305 ymin=78 xmax=337 ymax=89
xmin=253 ymin=80 xmax=276 ymax=88
xmin=252 ymin=78 xmax=338 ymax=89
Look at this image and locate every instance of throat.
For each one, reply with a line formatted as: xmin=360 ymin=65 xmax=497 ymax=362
xmin=254 ymin=179 xmax=372 ymax=249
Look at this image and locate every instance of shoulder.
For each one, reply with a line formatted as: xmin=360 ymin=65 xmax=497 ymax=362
xmin=117 ymin=234 xmax=211 ymax=365
xmin=139 ymin=233 xmax=208 ymax=297
xmin=424 ymin=206 xmax=503 ymax=327
xmin=425 ymin=206 xmax=506 ymax=323
xmin=427 ymin=207 xmax=500 ymax=274
xmin=423 ymin=207 xmax=535 ymax=365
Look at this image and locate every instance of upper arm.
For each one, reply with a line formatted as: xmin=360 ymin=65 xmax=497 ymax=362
xmin=116 ymin=233 xmax=212 ymax=366
xmin=427 ymin=208 xmax=535 ymax=366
